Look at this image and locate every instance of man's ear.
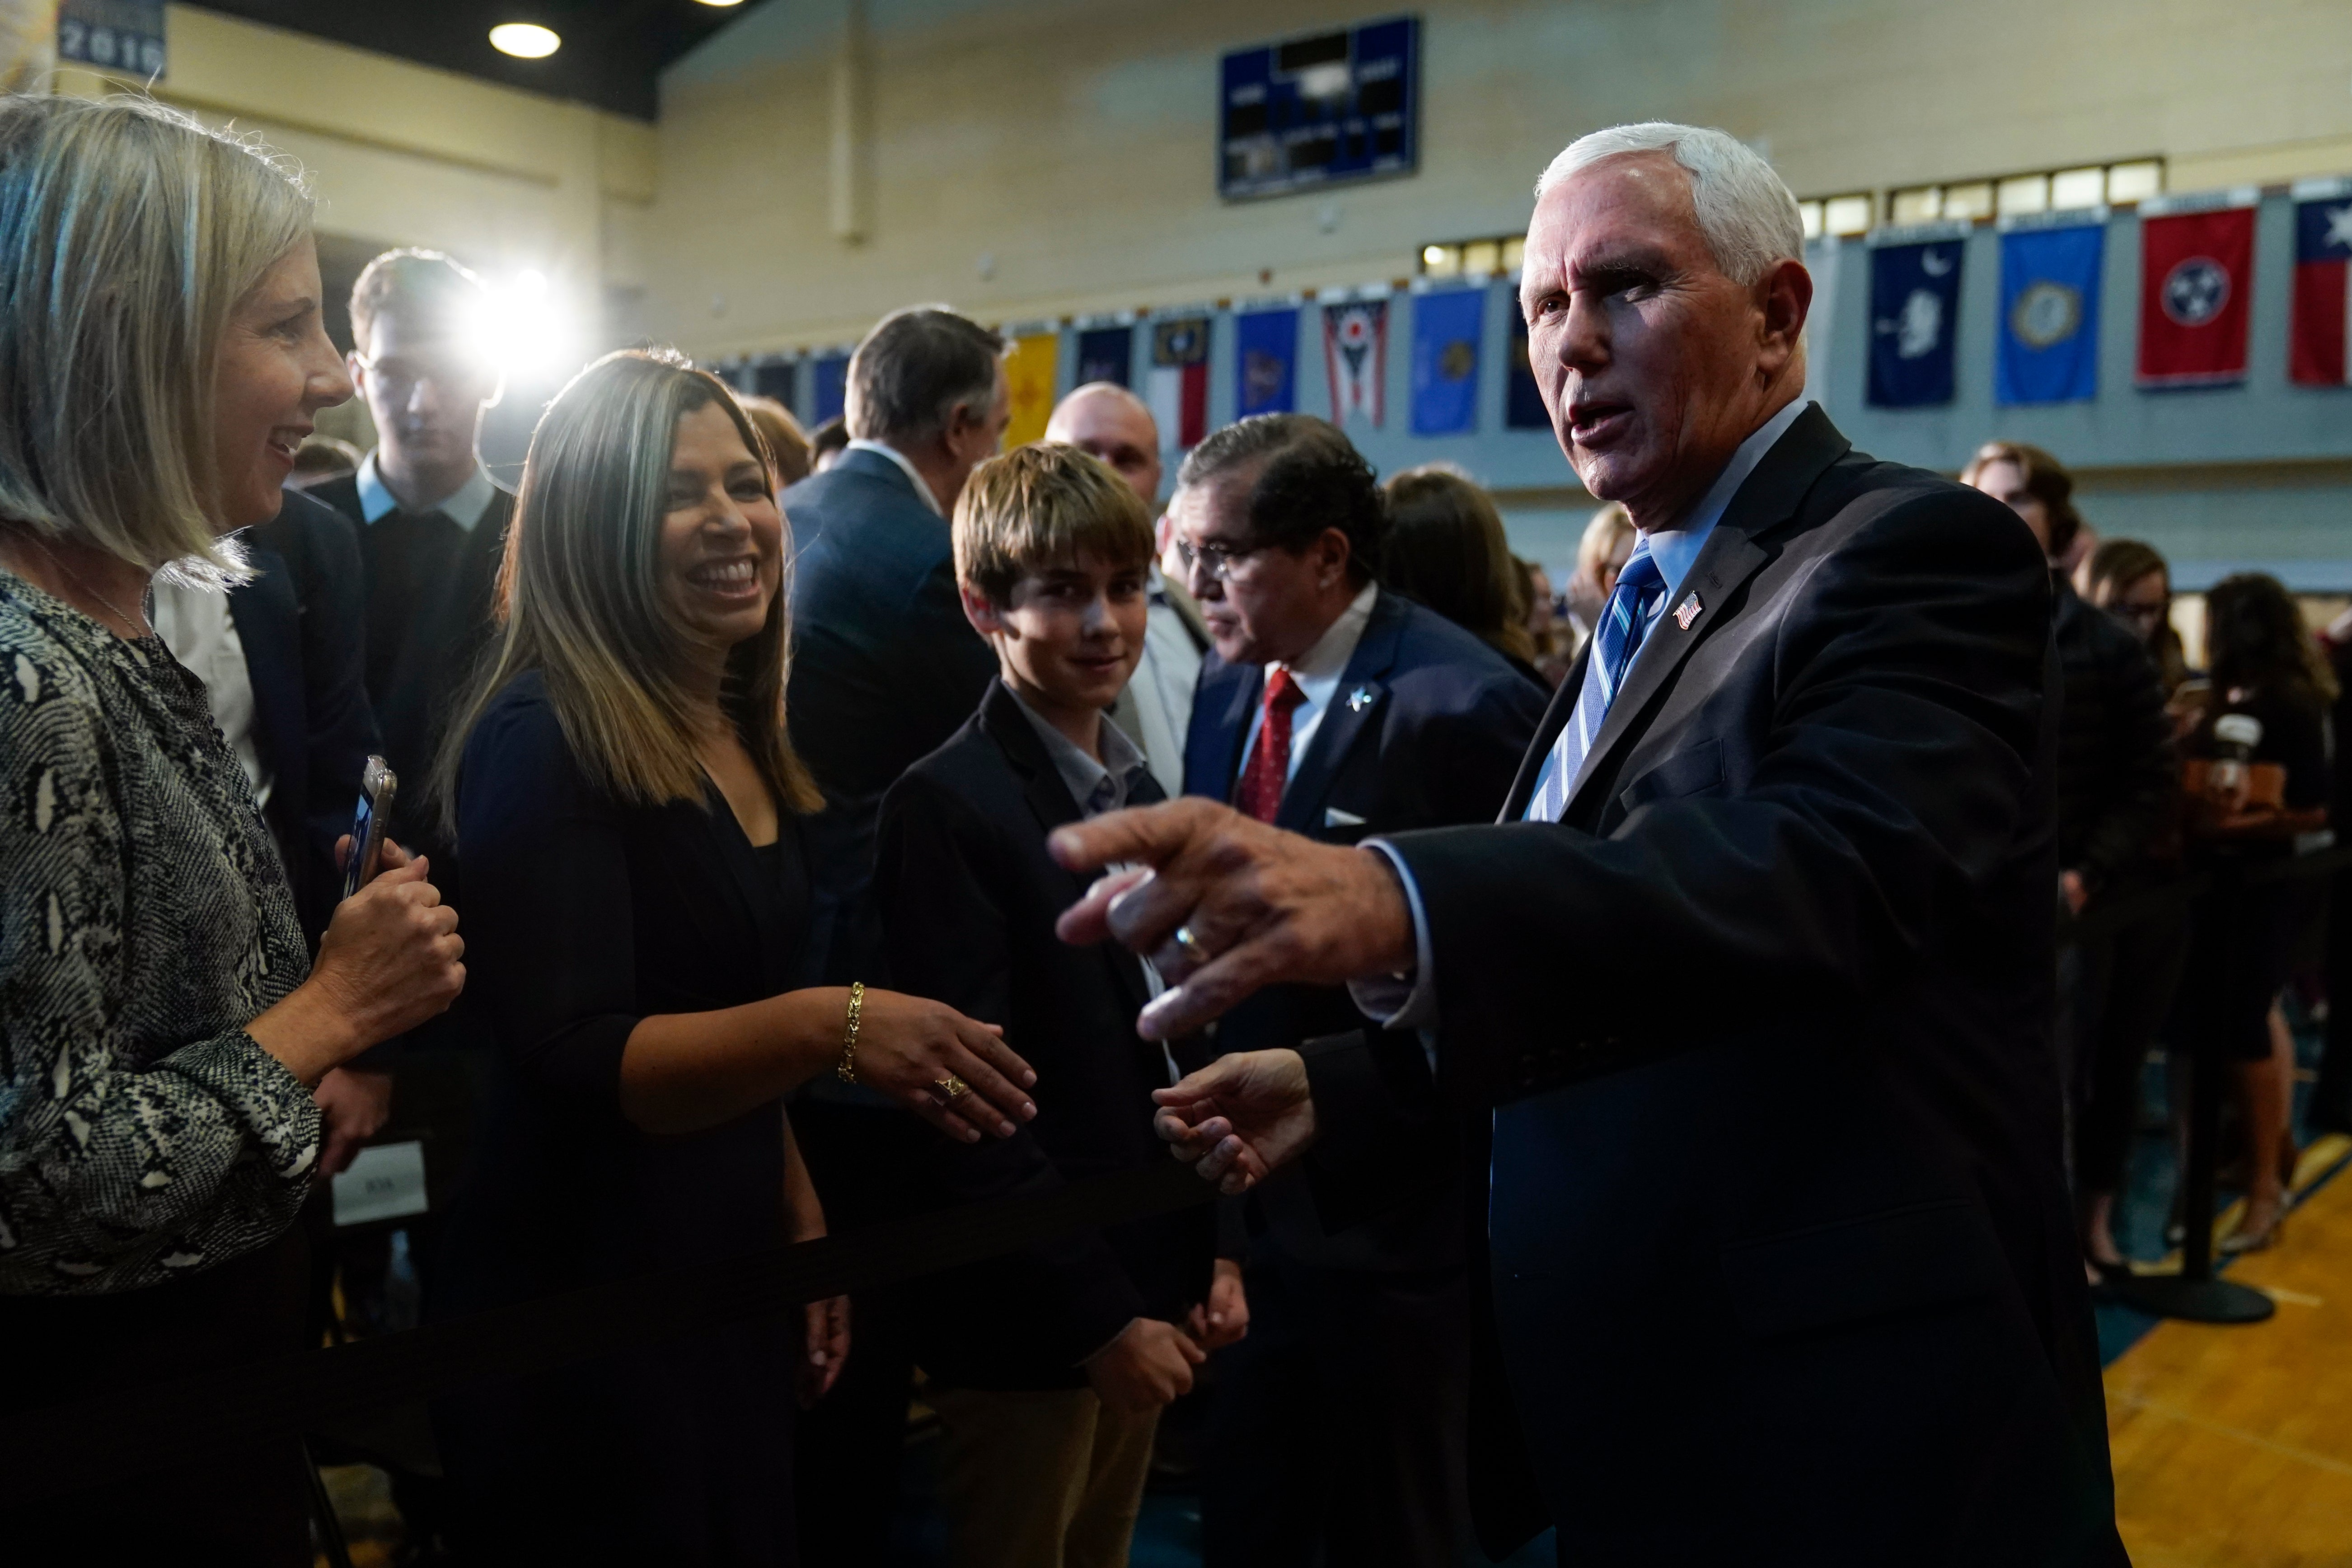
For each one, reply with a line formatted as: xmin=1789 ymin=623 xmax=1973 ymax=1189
xmin=1755 ymin=257 xmax=1813 ymax=372
xmin=959 ymin=582 xmax=1005 ymax=641
xmin=1317 ymin=527 xmax=1354 ymax=589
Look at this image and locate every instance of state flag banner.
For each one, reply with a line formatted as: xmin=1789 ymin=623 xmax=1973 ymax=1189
xmin=1997 ymin=222 xmax=2104 ymax=407
xmin=1410 ymin=285 xmax=1485 ymax=436
xmin=1324 ymin=299 xmax=1388 ymax=427
xmin=1075 ymin=325 xmax=1133 ymax=389
xmin=2138 ymin=203 xmax=2254 ymax=388
xmin=812 ymin=353 xmax=850 ymax=424
xmin=1003 ymin=332 xmax=1060 ymax=449
xmin=1234 ymin=308 xmax=1298 ymax=417
xmin=2291 ymin=184 xmax=2352 ymax=386
xmin=1505 ymin=306 xmax=1548 ymax=429
xmin=1867 ymin=239 xmax=1962 ymax=407
xmin=1148 ymin=317 xmax=1211 ymax=450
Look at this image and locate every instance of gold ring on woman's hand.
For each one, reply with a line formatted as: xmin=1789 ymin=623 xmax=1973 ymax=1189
xmin=935 ymin=1075 xmax=971 ymax=1100
xmin=1172 ymin=924 xmax=1212 ymax=965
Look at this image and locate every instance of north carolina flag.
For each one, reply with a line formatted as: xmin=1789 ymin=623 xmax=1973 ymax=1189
xmin=2291 ymin=179 xmax=2352 ymax=386
xmin=2137 ymin=197 xmax=2255 ymax=388
xmin=1148 ymin=318 xmax=1211 ymax=449
xmin=1324 ymin=299 xmax=1388 ymax=427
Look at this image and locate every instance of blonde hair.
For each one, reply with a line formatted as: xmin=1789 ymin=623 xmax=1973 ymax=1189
xmin=739 ymin=395 xmax=813 ymax=487
xmin=1576 ymin=502 xmax=1636 ymax=578
xmin=954 ymin=443 xmax=1153 ymax=605
xmin=436 ymin=350 xmax=821 ymax=834
xmin=0 ymin=94 xmax=313 ymax=583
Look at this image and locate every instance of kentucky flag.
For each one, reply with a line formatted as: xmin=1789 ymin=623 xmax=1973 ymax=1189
xmin=2138 ymin=200 xmax=2254 ymax=387
xmin=811 ymin=353 xmax=849 ymax=425
xmin=1410 ymin=286 xmax=1484 ymax=435
xmin=1323 ymin=299 xmax=1388 ymax=427
xmin=1997 ymin=221 xmax=2103 ymax=406
xmin=1867 ymin=239 xmax=1963 ymax=407
xmin=2291 ymin=180 xmax=2352 ymax=386
xmin=1505 ymin=306 xmax=1548 ymax=428
xmin=1148 ymin=317 xmax=1211 ymax=450
xmin=1074 ymin=325 xmax=1134 ymax=388
xmin=1234 ymin=308 xmax=1298 ymax=417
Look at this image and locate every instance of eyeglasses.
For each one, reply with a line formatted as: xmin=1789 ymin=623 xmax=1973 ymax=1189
xmin=1172 ymin=536 xmax=1270 ymax=583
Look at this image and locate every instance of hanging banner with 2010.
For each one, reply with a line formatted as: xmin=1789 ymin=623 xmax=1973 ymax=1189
xmin=1219 ymin=16 xmax=1418 ymax=202
xmin=57 ymin=0 xmax=166 ymax=78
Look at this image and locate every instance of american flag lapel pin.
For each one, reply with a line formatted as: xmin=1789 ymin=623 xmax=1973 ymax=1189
xmin=1673 ymin=591 xmax=1702 ymax=631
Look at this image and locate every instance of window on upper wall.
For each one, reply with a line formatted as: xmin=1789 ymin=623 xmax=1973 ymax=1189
xmin=1417 ymin=231 xmax=1527 ymax=277
xmin=1863 ymin=159 xmax=2164 ymax=233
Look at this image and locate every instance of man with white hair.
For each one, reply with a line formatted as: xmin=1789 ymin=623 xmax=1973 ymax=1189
xmin=1053 ymin=124 xmax=2123 ymax=1563
xmin=1044 ymin=381 xmax=1209 ymax=795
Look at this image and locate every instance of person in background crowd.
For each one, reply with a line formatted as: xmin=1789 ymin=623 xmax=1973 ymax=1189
xmin=0 ymin=93 xmax=465 ymax=1563
xmin=2178 ymin=572 xmax=2335 ymax=1254
xmin=306 ymin=248 xmax=513 ymax=861
xmin=287 ymin=432 xmax=362 ymax=490
xmin=2315 ymin=604 xmax=2352 ymax=1137
xmin=779 ymin=304 xmax=1012 ymax=1563
xmin=1515 ymin=554 xmax=1573 ymax=685
xmin=2085 ymin=538 xmax=2191 ymax=697
xmin=1961 ymin=442 xmax=2181 ymax=1286
xmin=810 ymin=414 xmax=850 ymax=473
xmin=1169 ymin=414 xmax=1547 ymax=1568
xmin=1561 ymin=498 xmax=1635 ymax=640
xmin=1046 ymin=381 xmax=1209 ymax=798
xmin=741 ymin=393 xmax=815 ymax=489
xmin=1382 ymin=463 xmax=1545 ymax=684
xmin=876 ymin=444 xmax=1226 ymax=1568
xmin=426 ymin=350 xmax=1036 ymax=1565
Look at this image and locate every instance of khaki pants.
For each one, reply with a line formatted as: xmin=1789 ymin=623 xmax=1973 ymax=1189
xmin=928 ymin=1383 xmax=1161 ymax=1568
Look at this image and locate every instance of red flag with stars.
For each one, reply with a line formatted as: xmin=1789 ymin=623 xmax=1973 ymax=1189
xmin=2137 ymin=198 xmax=2255 ymax=388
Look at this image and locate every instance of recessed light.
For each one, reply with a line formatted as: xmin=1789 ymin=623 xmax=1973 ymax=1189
xmin=696 ymin=0 xmax=745 ymax=7
xmin=489 ymin=23 xmax=561 ymax=58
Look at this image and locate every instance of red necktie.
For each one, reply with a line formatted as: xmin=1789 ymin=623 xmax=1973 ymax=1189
xmin=1235 ymin=668 xmax=1307 ymax=823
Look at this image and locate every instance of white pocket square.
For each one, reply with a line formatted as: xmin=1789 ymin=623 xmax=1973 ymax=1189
xmin=1324 ymin=807 xmax=1367 ymax=828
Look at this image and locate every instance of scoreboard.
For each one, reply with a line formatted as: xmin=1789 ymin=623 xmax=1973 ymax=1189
xmin=1219 ymin=16 xmax=1420 ymax=202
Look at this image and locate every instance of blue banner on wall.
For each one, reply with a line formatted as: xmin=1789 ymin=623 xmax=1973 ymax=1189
xmin=1075 ymin=326 xmax=1133 ymax=388
xmin=1233 ymin=308 xmax=1298 ymax=417
xmin=1997 ymin=222 xmax=2104 ymax=406
xmin=812 ymin=354 xmax=850 ymax=425
xmin=1410 ymin=286 xmax=1483 ymax=436
xmin=1505 ymin=307 xmax=1548 ymax=429
xmin=752 ymin=361 xmax=796 ymax=404
xmin=1867 ymin=240 xmax=1962 ymax=407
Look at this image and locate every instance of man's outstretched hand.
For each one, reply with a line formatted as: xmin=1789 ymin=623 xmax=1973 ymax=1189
xmin=1151 ymin=1048 xmax=1318 ymax=1195
xmin=1049 ymin=798 xmax=1415 ymax=1039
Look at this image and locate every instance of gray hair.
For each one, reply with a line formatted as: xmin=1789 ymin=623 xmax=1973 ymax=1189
xmin=1536 ymin=123 xmax=1803 ymax=286
xmin=845 ymin=305 xmax=1004 ymax=446
xmin=0 ymin=94 xmax=313 ymax=582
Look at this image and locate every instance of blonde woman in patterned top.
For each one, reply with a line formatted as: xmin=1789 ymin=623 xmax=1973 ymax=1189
xmin=0 ymin=96 xmax=465 ymax=1560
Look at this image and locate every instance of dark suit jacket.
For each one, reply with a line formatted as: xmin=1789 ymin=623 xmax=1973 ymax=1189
xmin=1308 ymin=406 xmax=2122 ymax=1565
xmin=305 ymin=470 xmax=513 ymax=861
xmin=1184 ymin=587 xmax=1546 ymax=1271
xmin=872 ymin=681 xmax=1212 ymax=1387
xmin=227 ymin=488 xmax=380 ymax=942
xmin=783 ymin=448 xmax=998 ymax=989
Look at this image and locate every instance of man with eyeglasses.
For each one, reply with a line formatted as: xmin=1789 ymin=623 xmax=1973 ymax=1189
xmin=1166 ymin=412 xmax=1545 ymax=1568
xmin=308 ymin=248 xmax=513 ymax=858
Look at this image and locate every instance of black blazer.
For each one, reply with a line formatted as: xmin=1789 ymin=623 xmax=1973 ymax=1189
xmin=874 ymin=682 xmax=1211 ymax=1387
xmin=1310 ymin=406 xmax=2122 ymax=1565
xmin=783 ymin=448 xmax=998 ymax=990
xmin=227 ymin=488 xmax=379 ymax=941
xmin=305 ymin=470 xmax=513 ymax=860
xmin=1184 ymin=587 xmax=1546 ymax=1271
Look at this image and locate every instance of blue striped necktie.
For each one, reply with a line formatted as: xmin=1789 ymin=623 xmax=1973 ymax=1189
xmin=1526 ymin=540 xmax=1666 ymax=823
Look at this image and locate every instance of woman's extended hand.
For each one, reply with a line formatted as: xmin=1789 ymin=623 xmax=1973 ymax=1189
xmin=849 ymin=988 xmax=1036 ymax=1142
xmin=247 ymin=838 xmax=465 ymax=1084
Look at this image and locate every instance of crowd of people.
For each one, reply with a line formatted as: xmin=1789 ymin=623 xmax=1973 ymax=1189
xmin=1 ymin=92 xmax=2347 ymax=1568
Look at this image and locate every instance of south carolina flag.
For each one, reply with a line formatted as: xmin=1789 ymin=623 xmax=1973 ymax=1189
xmin=1149 ymin=318 xmax=1211 ymax=449
xmin=2291 ymin=178 xmax=2352 ymax=386
xmin=2137 ymin=195 xmax=2255 ymax=388
xmin=1324 ymin=299 xmax=1388 ymax=427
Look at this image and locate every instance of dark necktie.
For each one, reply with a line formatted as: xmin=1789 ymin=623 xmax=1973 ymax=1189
xmin=1235 ymin=667 xmax=1307 ymax=823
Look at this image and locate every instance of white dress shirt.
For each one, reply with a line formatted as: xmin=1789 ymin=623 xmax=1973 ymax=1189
xmin=1237 ymin=580 xmax=1380 ymax=787
xmin=355 ymin=451 xmax=500 ymax=530
xmin=150 ymin=579 xmax=271 ymax=809
xmin=843 ymin=438 xmax=945 ymax=516
xmin=1121 ymin=576 xmax=1206 ymax=798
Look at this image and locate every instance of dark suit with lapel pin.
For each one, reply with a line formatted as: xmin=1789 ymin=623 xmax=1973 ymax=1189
xmin=1184 ymin=585 xmax=1545 ymax=1568
xmin=1305 ymin=405 xmax=2124 ymax=1566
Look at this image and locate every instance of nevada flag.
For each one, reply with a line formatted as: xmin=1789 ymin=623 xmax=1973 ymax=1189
xmin=2291 ymin=179 xmax=2352 ymax=386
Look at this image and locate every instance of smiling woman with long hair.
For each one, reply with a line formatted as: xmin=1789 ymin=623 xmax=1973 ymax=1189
xmin=426 ymin=350 xmax=1035 ymax=1563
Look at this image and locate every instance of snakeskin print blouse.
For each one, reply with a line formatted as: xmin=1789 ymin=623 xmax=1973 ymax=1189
xmin=0 ymin=571 xmax=320 ymax=1295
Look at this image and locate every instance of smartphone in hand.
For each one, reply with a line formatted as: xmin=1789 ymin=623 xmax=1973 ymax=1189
xmin=340 ymin=755 xmax=398 ymax=902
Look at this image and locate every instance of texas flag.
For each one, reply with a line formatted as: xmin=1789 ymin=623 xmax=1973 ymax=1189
xmin=1148 ymin=317 xmax=1211 ymax=449
xmin=2137 ymin=197 xmax=2255 ymax=388
xmin=2291 ymin=179 xmax=2352 ymax=386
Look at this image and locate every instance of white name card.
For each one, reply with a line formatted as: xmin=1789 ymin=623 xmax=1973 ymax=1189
xmin=331 ymin=1140 xmax=430 ymax=1227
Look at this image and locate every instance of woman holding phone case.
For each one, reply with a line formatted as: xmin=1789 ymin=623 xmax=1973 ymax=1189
xmin=0 ymin=96 xmax=467 ymax=1561
xmin=427 ymin=349 xmax=1037 ymax=1563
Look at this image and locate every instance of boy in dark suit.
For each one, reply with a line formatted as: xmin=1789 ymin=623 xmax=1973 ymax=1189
xmin=875 ymin=444 xmax=1229 ymax=1568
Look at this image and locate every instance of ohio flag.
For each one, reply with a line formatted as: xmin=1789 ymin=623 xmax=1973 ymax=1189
xmin=1323 ymin=299 xmax=1388 ymax=427
xmin=2291 ymin=178 xmax=2352 ymax=386
xmin=2137 ymin=195 xmax=2255 ymax=388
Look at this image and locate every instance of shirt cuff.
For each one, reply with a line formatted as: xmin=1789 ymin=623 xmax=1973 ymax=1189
xmin=1347 ymin=839 xmax=1437 ymax=1034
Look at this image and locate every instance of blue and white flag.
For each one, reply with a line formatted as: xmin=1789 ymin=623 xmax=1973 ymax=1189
xmin=811 ymin=353 xmax=850 ymax=425
xmin=1505 ymin=306 xmax=1548 ymax=429
xmin=1075 ymin=325 xmax=1134 ymax=389
xmin=1867 ymin=239 xmax=1962 ymax=407
xmin=1997 ymin=222 xmax=2104 ymax=406
xmin=1410 ymin=285 xmax=1484 ymax=435
xmin=1234 ymin=308 xmax=1298 ymax=417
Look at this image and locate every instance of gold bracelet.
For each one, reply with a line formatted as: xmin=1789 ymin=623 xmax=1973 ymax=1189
xmin=834 ymin=981 xmax=866 ymax=1084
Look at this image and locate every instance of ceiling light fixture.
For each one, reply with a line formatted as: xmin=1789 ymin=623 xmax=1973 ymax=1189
xmin=695 ymin=0 xmax=746 ymax=7
xmin=489 ymin=23 xmax=561 ymax=58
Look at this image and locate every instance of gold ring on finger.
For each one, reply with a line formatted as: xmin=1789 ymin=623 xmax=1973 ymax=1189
xmin=1172 ymin=924 xmax=1213 ymax=965
xmin=935 ymin=1075 xmax=972 ymax=1100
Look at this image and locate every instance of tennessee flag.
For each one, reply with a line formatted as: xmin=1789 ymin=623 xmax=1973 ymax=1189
xmin=2291 ymin=178 xmax=2352 ymax=386
xmin=2136 ymin=197 xmax=2255 ymax=388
